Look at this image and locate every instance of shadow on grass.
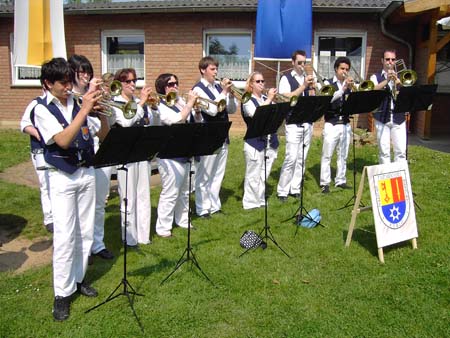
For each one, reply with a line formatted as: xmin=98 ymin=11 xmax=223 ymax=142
xmin=343 ymin=226 xmax=378 ymax=257
xmin=0 ymin=214 xmax=28 ymax=245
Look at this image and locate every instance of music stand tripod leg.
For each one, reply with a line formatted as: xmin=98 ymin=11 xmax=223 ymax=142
xmin=85 ymin=165 xmax=143 ymax=330
xmin=160 ymin=160 xmax=213 ymax=285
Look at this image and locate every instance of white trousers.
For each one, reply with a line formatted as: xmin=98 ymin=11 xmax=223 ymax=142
xmin=31 ymin=153 xmax=52 ymax=225
xmin=155 ymin=159 xmax=190 ymax=236
xmin=277 ymin=123 xmax=313 ymax=196
xmin=320 ymin=122 xmax=352 ymax=186
xmin=92 ymin=166 xmax=112 ymax=254
xmin=375 ymin=120 xmax=407 ymax=164
xmin=50 ymin=167 xmax=95 ymax=297
xmin=195 ymin=143 xmax=228 ymax=216
xmin=243 ymin=144 xmax=278 ymax=209
xmin=117 ymin=161 xmax=151 ymax=246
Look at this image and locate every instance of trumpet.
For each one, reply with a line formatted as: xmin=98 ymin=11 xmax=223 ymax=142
xmin=146 ymin=92 xmax=178 ymax=107
xmin=220 ymin=78 xmax=252 ymax=104
xmin=99 ymin=73 xmax=122 ymax=99
xmin=184 ymin=94 xmax=227 ymax=112
xmin=263 ymin=89 xmax=298 ymax=107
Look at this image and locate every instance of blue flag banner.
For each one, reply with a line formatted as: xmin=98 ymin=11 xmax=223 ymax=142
xmin=254 ymin=0 xmax=312 ymax=60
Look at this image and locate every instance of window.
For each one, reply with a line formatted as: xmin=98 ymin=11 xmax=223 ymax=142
xmin=204 ymin=30 xmax=252 ymax=83
xmin=9 ymin=33 xmax=41 ymax=87
xmin=313 ymin=31 xmax=367 ymax=82
xmin=101 ymin=30 xmax=145 ymax=87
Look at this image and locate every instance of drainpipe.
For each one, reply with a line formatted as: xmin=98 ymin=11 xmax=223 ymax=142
xmin=380 ymin=1 xmax=414 ymax=68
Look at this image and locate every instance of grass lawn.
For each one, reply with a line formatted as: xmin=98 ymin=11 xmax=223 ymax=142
xmin=0 ymin=129 xmax=449 ymax=337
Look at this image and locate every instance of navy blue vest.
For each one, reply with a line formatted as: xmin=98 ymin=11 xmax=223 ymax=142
xmin=193 ymin=81 xmax=230 ymax=144
xmin=283 ymin=72 xmax=310 ymax=97
xmin=28 ymin=98 xmax=46 ymax=153
xmin=37 ymin=97 xmax=94 ymax=174
xmin=373 ymin=72 xmax=405 ymax=124
xmin=241 ymin=97 xmax=279 ymax=151
xmin=323 ymin=80 xmax=350 ymax=125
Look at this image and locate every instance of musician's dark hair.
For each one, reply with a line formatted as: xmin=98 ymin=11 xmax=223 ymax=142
xmin=68 ymin=54 xmax=93 ymax=81
xmin=334 ymin=56 xmax=351 ymax=70
xmin=198 ymin=56 xmax=219 ymax=73
xmin=155 ymin=73 xmax=179 ymax=95
xmin=40 ymin=57 xmax=73 ymax=90
xmin=114 ymin=68 xmax=137 ymax=83
xmin=382 ymin=49 xmax=397 ymax=58
xmin=291 ymin=50 xmax=307 ymax=61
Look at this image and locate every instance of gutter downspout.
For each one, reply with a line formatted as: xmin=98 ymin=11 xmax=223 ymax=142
xmin=380 ymin=1 xmax=414 ymax=68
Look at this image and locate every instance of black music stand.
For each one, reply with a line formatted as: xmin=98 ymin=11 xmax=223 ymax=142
xmin=159 ymin=122 xmax=232 ymax=284
xmin=338 ymin=90 xmax=388 ymax=210
xmin=85 ymin=125 xmax=169 ymax=330
xmin=285 ymin=96 xmax=331 ymax=232
xmin=240 ymin=102 xmax=290 ymax=257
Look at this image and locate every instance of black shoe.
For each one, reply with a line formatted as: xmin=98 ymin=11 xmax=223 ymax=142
xmin=198 ymin=213 xmax=211 ymax=219
xmin=53 ymin=296 xmax=71 ymax=321
xmin=336 ymin=183 xmax=351 ymax=189
xmin=45 ymin=223 xmax=54 ymax=233
xmin=94 ymin=248 xmax=114 ymax=260
xmin=290 ymin=193 xmax=301 ymax=199
xmin=211 ymin=210 xmax=224 ymax=215
xmin=77 ymin=282 xmax=98 ymax=297
xmin=88 ymin=255 xmax=93 ymax=266
xmin=321 ymin=185 xmax=330 ymax=194
xmin=278 ymin=195 xmax=288 ymax=202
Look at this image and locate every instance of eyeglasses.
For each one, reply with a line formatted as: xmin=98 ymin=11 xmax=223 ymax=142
xmin=254 ymin=80 xmax=265 ymax=84
xmin=385 ymin=58 xmax=396 ymax=61
xmin=123 ymin=79 xmax=137 ymax=84
xmin=297 ymin=61 xmax=306 ymax=65
xmin=166 ymin=81 xmax=179 ymax=87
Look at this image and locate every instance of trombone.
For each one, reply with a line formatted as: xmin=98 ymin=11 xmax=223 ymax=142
xmin=220 ymin=78 xmax=252 ymax=104
xmin=306 ymin=64 xmax=336 ymax=96
xmin=348 ymin=65 xmax=375 ymax=91
xmin=394 ymin=59 xmax=417 ymax=87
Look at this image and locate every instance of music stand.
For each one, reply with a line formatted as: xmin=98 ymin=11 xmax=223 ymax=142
xmin=240 ymin=102 xmax=291 ymax=257
xmin=285 ymin=96 xmax=331 ymax=232
xmin=85 ymin=125 xmax=169 ymax=330
xmin=338 ymin=90 xmax=388 ymax=210
xmin=159 ymin=122 xmax=232 ymax=284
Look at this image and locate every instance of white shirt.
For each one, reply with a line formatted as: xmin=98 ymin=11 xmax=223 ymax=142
xmin=192 ymin=78 xmax=237 ymax=117
xmin=278 ymin=70 xmax=305 ymax=95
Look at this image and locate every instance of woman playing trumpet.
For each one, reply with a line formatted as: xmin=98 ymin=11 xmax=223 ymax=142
xmin=241 ymin=71 xmax=279 ymax=210
xmin=151 ymin=73 xmax=202 ymax=237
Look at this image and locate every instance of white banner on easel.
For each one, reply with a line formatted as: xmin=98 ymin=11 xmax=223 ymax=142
xmin=367 ymin=161 xmax=418 ymax=248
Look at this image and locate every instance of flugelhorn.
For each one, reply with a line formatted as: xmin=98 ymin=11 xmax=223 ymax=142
xmin=220 ymin=78 xmax=252 ymax=104
xmin=263 ymin=89 xmax=297 ymax=107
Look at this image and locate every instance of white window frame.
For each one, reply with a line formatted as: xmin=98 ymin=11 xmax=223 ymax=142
xmin=313 ymin=30 xmax=367 ymax=81
xmin=203 ymin=29 xmax=253 ymax=88
xmin=9 ymin=33 xmax=41 ymax=87
xmin=101 ymin=29 xmax=145 ymax=88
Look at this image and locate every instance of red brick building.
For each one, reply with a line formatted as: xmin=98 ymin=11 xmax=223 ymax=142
xmin=0 ymin=0 xmax=448 ymax=138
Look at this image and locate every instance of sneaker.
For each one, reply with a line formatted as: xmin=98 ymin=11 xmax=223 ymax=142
xmin=336 ymin=183 xmax=351 ymax=189
xmin=321 ymin=185 xmax=330 ymax=194
xmin=278 ymin=196 xmax=288 ymax=202
xmin=93 ymin=248 xmax=114 ymax=260
xmin=53 ymin=296 xmax=71 ymax=321
xmin=77 ymin=281 xmax=98 ymax=297
xmin=45 ymin=223 xmax=54 ymax=233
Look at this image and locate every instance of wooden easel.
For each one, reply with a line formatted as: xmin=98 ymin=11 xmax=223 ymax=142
xmin=345 ymin=166 xmax=418 ymax=263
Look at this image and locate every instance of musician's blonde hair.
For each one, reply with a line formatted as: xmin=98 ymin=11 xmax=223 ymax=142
xmin=245 ymin=71 xmax=263 ymax=93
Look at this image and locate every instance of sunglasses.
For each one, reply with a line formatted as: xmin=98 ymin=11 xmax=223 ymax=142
xmin=297 ymin=61 xmax=306 ymax=65
xmin=167 ymin=81 xmax=179 ymax=87
xmin=385 ymin=58 xmax=396 ymax=61
xmin=123 ymin=79 xmax=137 ymax=84
xmin=254 ymin=80 xmax=265 ymax=84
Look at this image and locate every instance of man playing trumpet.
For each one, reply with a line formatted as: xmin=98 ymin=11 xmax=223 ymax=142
xmin=192 ymin=56 xmax=237 ymax=218
xmin=277 ymin=50 xmax=315 ymax=202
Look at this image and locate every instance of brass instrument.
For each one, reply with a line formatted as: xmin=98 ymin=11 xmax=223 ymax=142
xmin=263 ymin=89 xmax=297 ymax=107
xmin=307 ymin=64 xmax=336 ymax=96
xmin=182 ymin=94 xmax=227 ymax=112
xmin=394 ymin=59 xmax=417 ymax=86
xmin=146 ymin=92 xmax=178 ymax=107
xmin=220 ymin=78 xmax=252 ymax=104
xmin=342 ymin=71 xmax=358 ymax=92
xmin=349 ymin=65 xmax=375 ymax=91
xmin=100 ymin=73 xmax=122 ymax=99
xmin=68 ymin=91 xmax=113 ymax=117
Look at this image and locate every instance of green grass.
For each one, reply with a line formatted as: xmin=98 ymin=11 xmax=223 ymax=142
xmin=0 ymin=130 xmax=449 ymax=337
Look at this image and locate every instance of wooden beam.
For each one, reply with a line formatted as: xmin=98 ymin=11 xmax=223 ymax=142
xmin=404 ymin=0 xmax=450 ymax=13
xmin=437 ymin=31 xmax=450 ymax=52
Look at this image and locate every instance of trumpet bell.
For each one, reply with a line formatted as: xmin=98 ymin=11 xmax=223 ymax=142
xmin=400 ymin=70 xmax=417 ymax=87
xmin=359 ymin=80 xmax=375 ymax=91
xmin=319 ymin=85 xmax=336 ymax=96
xmin=123 ymin=101 xmax=138 ymax=119
xmin=109 ymin=80 xmax=122 ymax=96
